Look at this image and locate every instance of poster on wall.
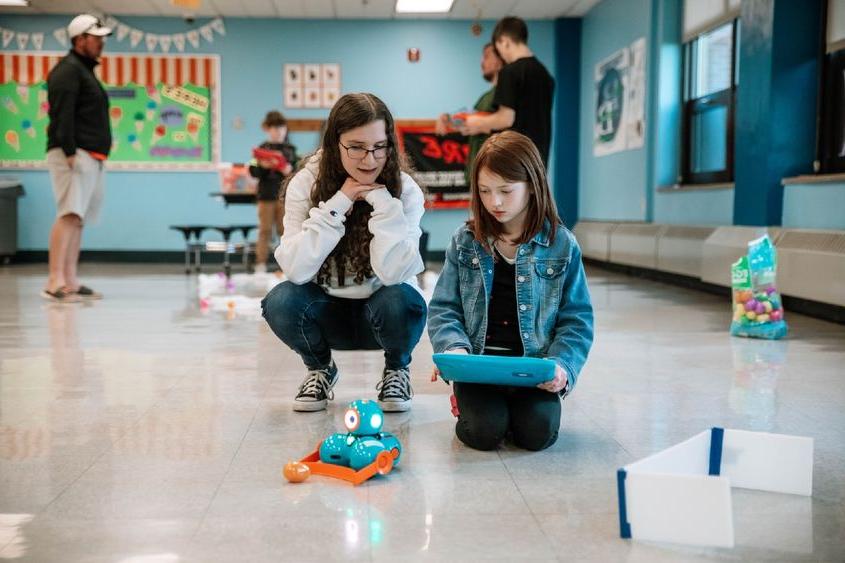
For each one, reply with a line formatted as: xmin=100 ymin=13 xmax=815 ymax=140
xmin=0 ymin=51 xmax=220 ymax=170
xmin=592 ymin=37 xmax=647 ymax=157
xmin=396 ymin=125 xmax=470 ymax=207
xmin=626 ymin=37 xmax=646 ymax=149
xmin=593 ymin=47 xmax=630 ymax=156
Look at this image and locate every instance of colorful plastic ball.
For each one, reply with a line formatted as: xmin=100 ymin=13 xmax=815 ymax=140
xmin=349 ymin=437 xmax=387 ymax=470
xmin=319 ymin=433 xmax=352 ymax=466
xmin=757 ymin=313 xmax=770 ymax=323
xmin=755 ymin=302 xmax=766 ymax=314
xmin=378 ymin=431 xmax=402 ymax=465
xmin=763 ymin=301 xmax=773 ymax=313
xmin=283 ymin=461 xmax=310 ymax=483
xmin=746 ymin=311 xmax=757 ymax=321
xmin=766 ymin=287 xmax=776 ymax=295
xmin=770 ymin=309 xmax=783 ymax=321
xmin=744 ymin=299 xmax=758 ymax=312
xmin=344 ymin=399 xmax=384 ymax=436
xmin=770 ymin=298 xmax=782 ymax=310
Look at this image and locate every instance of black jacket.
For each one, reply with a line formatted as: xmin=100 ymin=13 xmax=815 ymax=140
xmin=47 ymin=50 xmax=112 ymax=157
xmin=248 ymin=141 xmax=298 ymax=201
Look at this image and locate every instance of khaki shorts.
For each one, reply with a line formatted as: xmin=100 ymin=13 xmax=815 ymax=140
xmin=46 ymin=148 xmax=106 ymax=224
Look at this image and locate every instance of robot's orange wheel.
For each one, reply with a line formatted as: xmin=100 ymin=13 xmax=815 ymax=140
xmin=375 ymin=450 xmax=394 ymax=475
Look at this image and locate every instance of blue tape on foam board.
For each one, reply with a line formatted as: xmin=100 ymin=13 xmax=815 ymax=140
xmin=617 ymin=468 xmax=632 ymax=538
xmin=709 ymin=427 xmax=725 ymax=476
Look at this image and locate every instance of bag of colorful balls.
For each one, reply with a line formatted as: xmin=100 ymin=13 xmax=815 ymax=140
xmin=730 ymin=235 xmax=788 ymax=340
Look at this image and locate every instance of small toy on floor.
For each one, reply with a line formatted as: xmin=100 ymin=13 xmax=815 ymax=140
xmin=283 ymin=400 xmax=401 ymax=486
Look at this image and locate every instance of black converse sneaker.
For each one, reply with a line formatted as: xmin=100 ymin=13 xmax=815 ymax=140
xmin=293 ymin=362 xmax=339 ymax=412
xmin=377 ymin=367 xmax=413 ymax=412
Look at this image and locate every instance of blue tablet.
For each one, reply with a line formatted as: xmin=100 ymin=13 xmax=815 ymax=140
xmin=432 ymin=354 xmax=556 ymax=387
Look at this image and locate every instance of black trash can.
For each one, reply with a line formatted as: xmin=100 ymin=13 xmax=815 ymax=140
xmin=0 ymin=179 xmax=25 ymax=264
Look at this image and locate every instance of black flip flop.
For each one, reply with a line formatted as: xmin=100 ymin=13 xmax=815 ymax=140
xmin=74 ymin=285 xmax=103 ymax=299
xmin=40 ymin=287 xmax=81 ymax=302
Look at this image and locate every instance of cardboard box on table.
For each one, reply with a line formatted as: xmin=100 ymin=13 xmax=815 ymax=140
xmin=617 ymin=428 xmax=813 ymax=548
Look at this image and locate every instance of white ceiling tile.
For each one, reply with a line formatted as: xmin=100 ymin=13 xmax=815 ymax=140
xmin=0 ymin=0 xmax=598 ymax=19
xmin=334 ymin=0 xmax=394 ymax=19
xmin=566 ymin=0 xmax=602 ymax=16
xmin=239 ymin=0 xmax=279 ymax=17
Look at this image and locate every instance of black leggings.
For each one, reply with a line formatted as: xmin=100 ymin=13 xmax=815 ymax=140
xmin=453 ymin=382 xmax=561 ymax=451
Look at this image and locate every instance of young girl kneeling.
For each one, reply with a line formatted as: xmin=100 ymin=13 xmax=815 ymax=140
xmin=428 ymin=131 xmax=594 ymax=451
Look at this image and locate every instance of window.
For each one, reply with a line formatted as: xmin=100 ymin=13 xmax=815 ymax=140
xmin=819 ymin=0 xmax=845 ymax=173
xmin=681 ymin=20 xmax=738 ymax=184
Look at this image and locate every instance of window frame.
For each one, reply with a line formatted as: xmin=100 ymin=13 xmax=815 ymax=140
xmin=681 ymin=19 xmax=738 ymax=185
xmin=818 ymin=39 xmax=845 ymax=174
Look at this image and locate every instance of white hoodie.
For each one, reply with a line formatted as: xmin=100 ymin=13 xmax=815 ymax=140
xmin=275 ymin=153 xmax=426 ymax=299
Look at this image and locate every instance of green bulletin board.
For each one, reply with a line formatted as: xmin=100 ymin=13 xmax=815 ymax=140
xmin=0 ymin=52 xmax=219 ymax=170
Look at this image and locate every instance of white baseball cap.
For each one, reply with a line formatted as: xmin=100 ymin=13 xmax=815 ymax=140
xmin=67 ymin=14 xmax=113 ymax=39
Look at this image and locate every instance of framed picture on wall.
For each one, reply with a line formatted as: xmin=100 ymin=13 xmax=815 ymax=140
xmin=304 ymin=64 xmax=320 ymax=88
xmin=304 ymin=86 xmax=321 ymax=108
xmin=321 ymin=63 xmax=340 ymax=86
xmin=322 ymin=86 xmax=340 ymax=108
xmin=284 ymin=64 xmax=302 ymax=86
xmin=285 ymin=86 xmax=303 ymax=108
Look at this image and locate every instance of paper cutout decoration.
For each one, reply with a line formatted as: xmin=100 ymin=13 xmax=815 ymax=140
xmin=617 ymin=428 xmax=813 ymax=548
xmin=210 ymin=18 xmax=225 ymax=36
xmin=53 ymin=28 xmax=67 ymax=47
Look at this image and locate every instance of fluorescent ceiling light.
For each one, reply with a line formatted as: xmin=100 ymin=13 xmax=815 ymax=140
xmin=395 ymin=0 xmax=454 ymax=14
xmin=0 ymin=0 xmax=30 ymax=5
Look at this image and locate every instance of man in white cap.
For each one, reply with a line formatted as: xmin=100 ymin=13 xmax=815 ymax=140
xmin=43 ymin=14 xmax=112 ymax=302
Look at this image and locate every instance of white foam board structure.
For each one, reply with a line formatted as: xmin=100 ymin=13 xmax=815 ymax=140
xmin=617 ymin=428 xmax=813 ymax=548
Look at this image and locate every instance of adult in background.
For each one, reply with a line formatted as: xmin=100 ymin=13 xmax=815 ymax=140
xmin=461 ymin=16 xmax=555 ymax=166
xmin=435 ymin=42 xmax=504 ymax=183
xmin=43 ymin=14 xmax=112 ymax=302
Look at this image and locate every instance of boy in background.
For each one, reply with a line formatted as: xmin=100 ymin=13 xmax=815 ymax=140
xmin=249 ymin=111 xmax=298 ymax=273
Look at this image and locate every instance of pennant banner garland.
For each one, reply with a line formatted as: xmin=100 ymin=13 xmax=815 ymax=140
xmin=0 ymin=17 xmax=225 ymax=53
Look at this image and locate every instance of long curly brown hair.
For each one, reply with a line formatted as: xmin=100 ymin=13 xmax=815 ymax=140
xmin=311 ymin=93 xmax=406 ymax=286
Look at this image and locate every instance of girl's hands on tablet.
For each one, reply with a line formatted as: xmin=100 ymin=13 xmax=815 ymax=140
xmin=431 ymin=347 xmax=468 ymax=381
xmin=538 ymin=364 xmax=568 ymax=394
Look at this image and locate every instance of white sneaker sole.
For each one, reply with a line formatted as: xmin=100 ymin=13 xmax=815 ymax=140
xmin=378 ymin=399 xmax=412 ymax=413
xmin=293 ymin=399 xmax=328 ymax=412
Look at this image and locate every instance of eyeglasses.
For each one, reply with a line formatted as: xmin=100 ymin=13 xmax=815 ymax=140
xmin=339 ymin=142 xmax=390 ymax=160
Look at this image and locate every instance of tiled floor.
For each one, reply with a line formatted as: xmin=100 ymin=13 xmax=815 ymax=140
xmin=0 ymin=263 xmax=843 ymax=562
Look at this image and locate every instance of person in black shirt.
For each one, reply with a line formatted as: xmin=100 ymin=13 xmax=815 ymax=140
xmin=42 ymin=14 xmax=113 ymax=302
xmin=249 ymin=110 xmax=298 ymax=273
xmin=461 ymin=16 xmax=555 ymax=166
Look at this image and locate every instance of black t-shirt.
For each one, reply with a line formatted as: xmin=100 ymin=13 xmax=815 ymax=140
xmin=483 ymin=249 xmax=524 ymax=357
xmin=248 ymin=141 xmax=298 ymax=201
xmin=493 ymin=56 xmax=555 ymax=165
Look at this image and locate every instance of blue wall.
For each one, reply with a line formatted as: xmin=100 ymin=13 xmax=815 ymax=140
xmin=783 ymin=182 xmax=845 ymax=230
xmin=0 ymin=15 xmax=557 ymax=252
xmin=578 ymin=0 xmax=652 ymax=222
xmin=578 ymin=0 xmax=841 ymax=231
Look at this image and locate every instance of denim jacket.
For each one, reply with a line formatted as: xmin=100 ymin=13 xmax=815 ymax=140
xmin=427 ymin=221 xmax=594 ymax=393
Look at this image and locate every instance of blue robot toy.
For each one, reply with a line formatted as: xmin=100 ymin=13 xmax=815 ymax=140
xmin=319 ymin=399 xmax=402 ymax=471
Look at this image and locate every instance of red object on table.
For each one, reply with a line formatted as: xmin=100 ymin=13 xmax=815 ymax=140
xmin=252 ymin=147 xmax=289 ymax=172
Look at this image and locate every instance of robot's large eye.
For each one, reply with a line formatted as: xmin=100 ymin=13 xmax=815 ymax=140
xmin=344 ymin=409 xmax=360 ymax=431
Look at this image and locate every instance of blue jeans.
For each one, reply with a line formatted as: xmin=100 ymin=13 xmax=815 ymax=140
xmin=262 ymin=281 xmax=427 ymax=370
